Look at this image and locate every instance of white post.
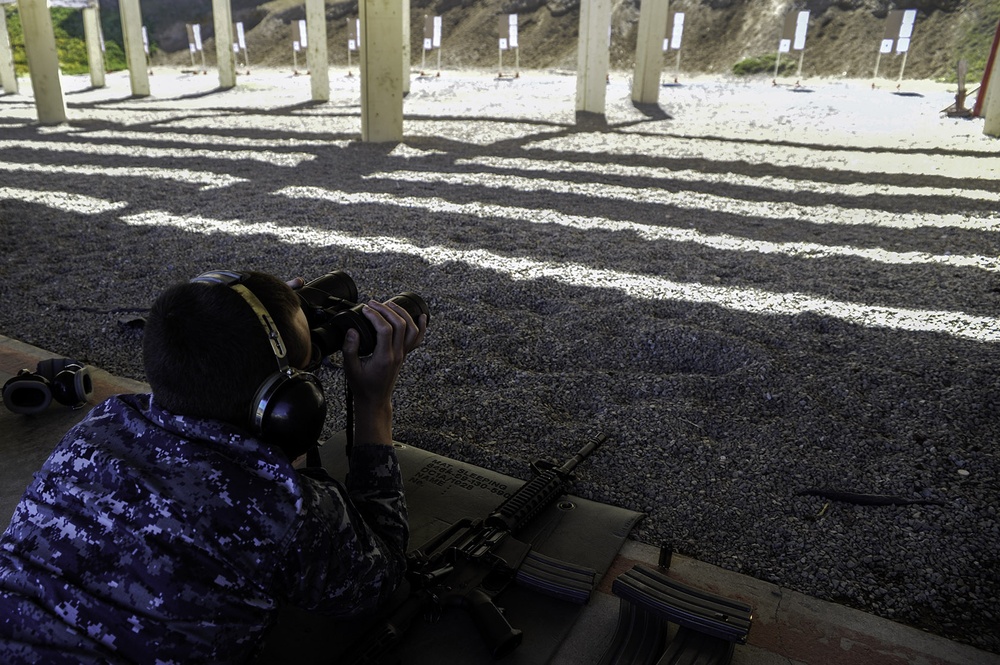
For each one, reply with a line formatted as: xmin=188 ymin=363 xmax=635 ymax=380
xmin=360 ymin=0 xmax=403 ymax=142
xmin=82 ymin=6 xmax=104 ymax=88
xmin=576 ymin=0 xmax=611 ymax=114
xmin=16 ymin=0 xmax=66 ymax=124
xmin=793 ymin=11 xmax=808 ymax=80
xmin=212 ymin=0 xmax=235 ymax=88
xmin=119 ymin=0 xmax=149 ymax=96
xmin=985 ymin=43 xmax=1000 ymax=137
xmin=232 ymin=22 xmax=249 ymax=69
xmin=1 ymin=6 xmax=18 ymax=94
xmin=346 ymin=16 xmax=357 ymax=75
xmin=306 ymin=0 xmax=329 ymax=101
xmin=401 ymin=0 xmax=410 ymax=94
xmin=188 ymin=25 xmax=197 ymax=67
xmin=632 ymin=0 xmax=668 ymax=104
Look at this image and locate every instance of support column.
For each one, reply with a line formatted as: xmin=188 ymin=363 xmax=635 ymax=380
xmin=212 ymin=0 xmax=235 ymax=89
xmin=985 ymin=38 xmax=1000 ymax=137
xmin=401 ymin=0 xmax=410 ymax=95
xmin=305 ymin=0 xmax=329 ymax=101
xmin=359 ymin=0 xmax=403 ymax=142
xmin=119 ymin=0 xmax=149 ymax=96
xmin=632 ymin=0 xmax=669 ymax=104
xmin=576 ymin=0 xmax=611 ymax=115
xmin=82 ymin=5 xmax=105 ymax=88
xmin=16 ymin=0 xmax=66 ymax=124
xmin=1 ymin=6 xmax=18 ymax=94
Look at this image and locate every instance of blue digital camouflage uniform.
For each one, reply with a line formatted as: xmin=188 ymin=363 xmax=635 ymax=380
xmin=0 ymin=393 xmax=408 ymax=664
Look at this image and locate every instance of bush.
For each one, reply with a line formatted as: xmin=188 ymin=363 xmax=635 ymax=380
xmin=103 ymin=41 xmax=128 ymax=73
xmin=4 ymin=7 xmax=130 ymax=76
xmin=732 ymin=53 xmax=797 ymax=77
xmin=946 ymin=0 xmax=1000 ymax=84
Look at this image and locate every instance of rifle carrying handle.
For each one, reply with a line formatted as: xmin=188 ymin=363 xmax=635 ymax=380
xmin=467 ymin=588 xmax=523 ymax=659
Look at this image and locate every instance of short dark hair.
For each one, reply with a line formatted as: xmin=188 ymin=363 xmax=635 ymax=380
xmin=142 ymin=272 xmax=310 ymax=426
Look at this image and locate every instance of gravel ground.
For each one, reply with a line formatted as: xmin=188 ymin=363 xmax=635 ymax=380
xmin=2 ymin=67 xmax=999 ymax=654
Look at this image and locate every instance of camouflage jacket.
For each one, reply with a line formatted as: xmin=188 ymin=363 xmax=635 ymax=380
xmin=0 ymin=393 xmax=408 ymax=664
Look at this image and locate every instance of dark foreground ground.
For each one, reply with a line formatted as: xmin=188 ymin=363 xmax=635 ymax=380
xmin=1 ymin=68 xmax=998 ymax=654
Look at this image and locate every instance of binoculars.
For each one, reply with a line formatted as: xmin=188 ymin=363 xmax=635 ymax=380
xmin=2 ymin=358 xmax=93 ymax=415
xmin=297 ymin=271 xmax=429 ymax=358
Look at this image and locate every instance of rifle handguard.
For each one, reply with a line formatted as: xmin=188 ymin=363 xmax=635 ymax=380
xmin=485 ymin=434 xmax=606 ymax=533
xmin=484 ymin=471 xmax=567 ymax=532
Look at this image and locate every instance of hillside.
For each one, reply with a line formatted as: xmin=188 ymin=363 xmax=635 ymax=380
xmin=102 ymin=0 xmax=998 ymax=82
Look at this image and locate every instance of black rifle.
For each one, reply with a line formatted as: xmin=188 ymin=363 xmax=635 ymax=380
xmin=343 ymin=433 xmax=608 ymax=664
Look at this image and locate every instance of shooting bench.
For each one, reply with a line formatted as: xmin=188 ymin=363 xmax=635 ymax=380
xmin=600 ymin=563 xmax=753 ymax=665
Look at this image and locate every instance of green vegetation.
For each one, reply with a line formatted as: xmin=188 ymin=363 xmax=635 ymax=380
xmin=732 ymin=53 xmax=797 ymax=77
xmin=4 ymin=7 xmax=129 ymax=77
xmin=949 ymin=0 xmax=1000 ymax=83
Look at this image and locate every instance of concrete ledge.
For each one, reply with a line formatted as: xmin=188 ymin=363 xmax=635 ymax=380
xmin=586 ymin=541 xmax=998 ymax=665
xmin=0 ymin=334 xmax=150 ymax=399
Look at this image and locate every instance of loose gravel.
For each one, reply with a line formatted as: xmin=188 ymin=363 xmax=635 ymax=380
xmin=1 ymin=68 xmax=998 ymax=654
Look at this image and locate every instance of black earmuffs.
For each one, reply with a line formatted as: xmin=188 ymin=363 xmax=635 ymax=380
xmin=190 ymin=271 xmax=326 ymax=457
xmin=2 ymin=358 xmax=93 ymax=415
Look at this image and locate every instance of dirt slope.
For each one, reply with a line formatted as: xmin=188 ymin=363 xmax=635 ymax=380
xmin=108 ymin=0 xmax=997 ymax=82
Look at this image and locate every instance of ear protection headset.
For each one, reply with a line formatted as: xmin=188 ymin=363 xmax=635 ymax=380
xmin=2 ymin=358 xmax=93 ymax=415
xmin=191 ymin=270 xmax=326 ymax=458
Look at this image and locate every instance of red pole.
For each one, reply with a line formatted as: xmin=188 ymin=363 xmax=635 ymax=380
xmin=973 ymin=19 xmax=1000 ymax=117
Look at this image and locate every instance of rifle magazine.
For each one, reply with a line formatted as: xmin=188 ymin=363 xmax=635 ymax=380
xmin=514 ymin=550 xmax=596 ymax=604
xmin=611 ymin=565 xmax=752 ymax=644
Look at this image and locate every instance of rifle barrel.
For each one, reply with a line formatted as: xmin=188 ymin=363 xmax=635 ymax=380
xmin=557 ymin=432 xmax=607 ymax=475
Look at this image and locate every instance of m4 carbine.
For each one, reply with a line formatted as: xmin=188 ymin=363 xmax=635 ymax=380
xmin=344 ymin=433 xmax=608 ymax=663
